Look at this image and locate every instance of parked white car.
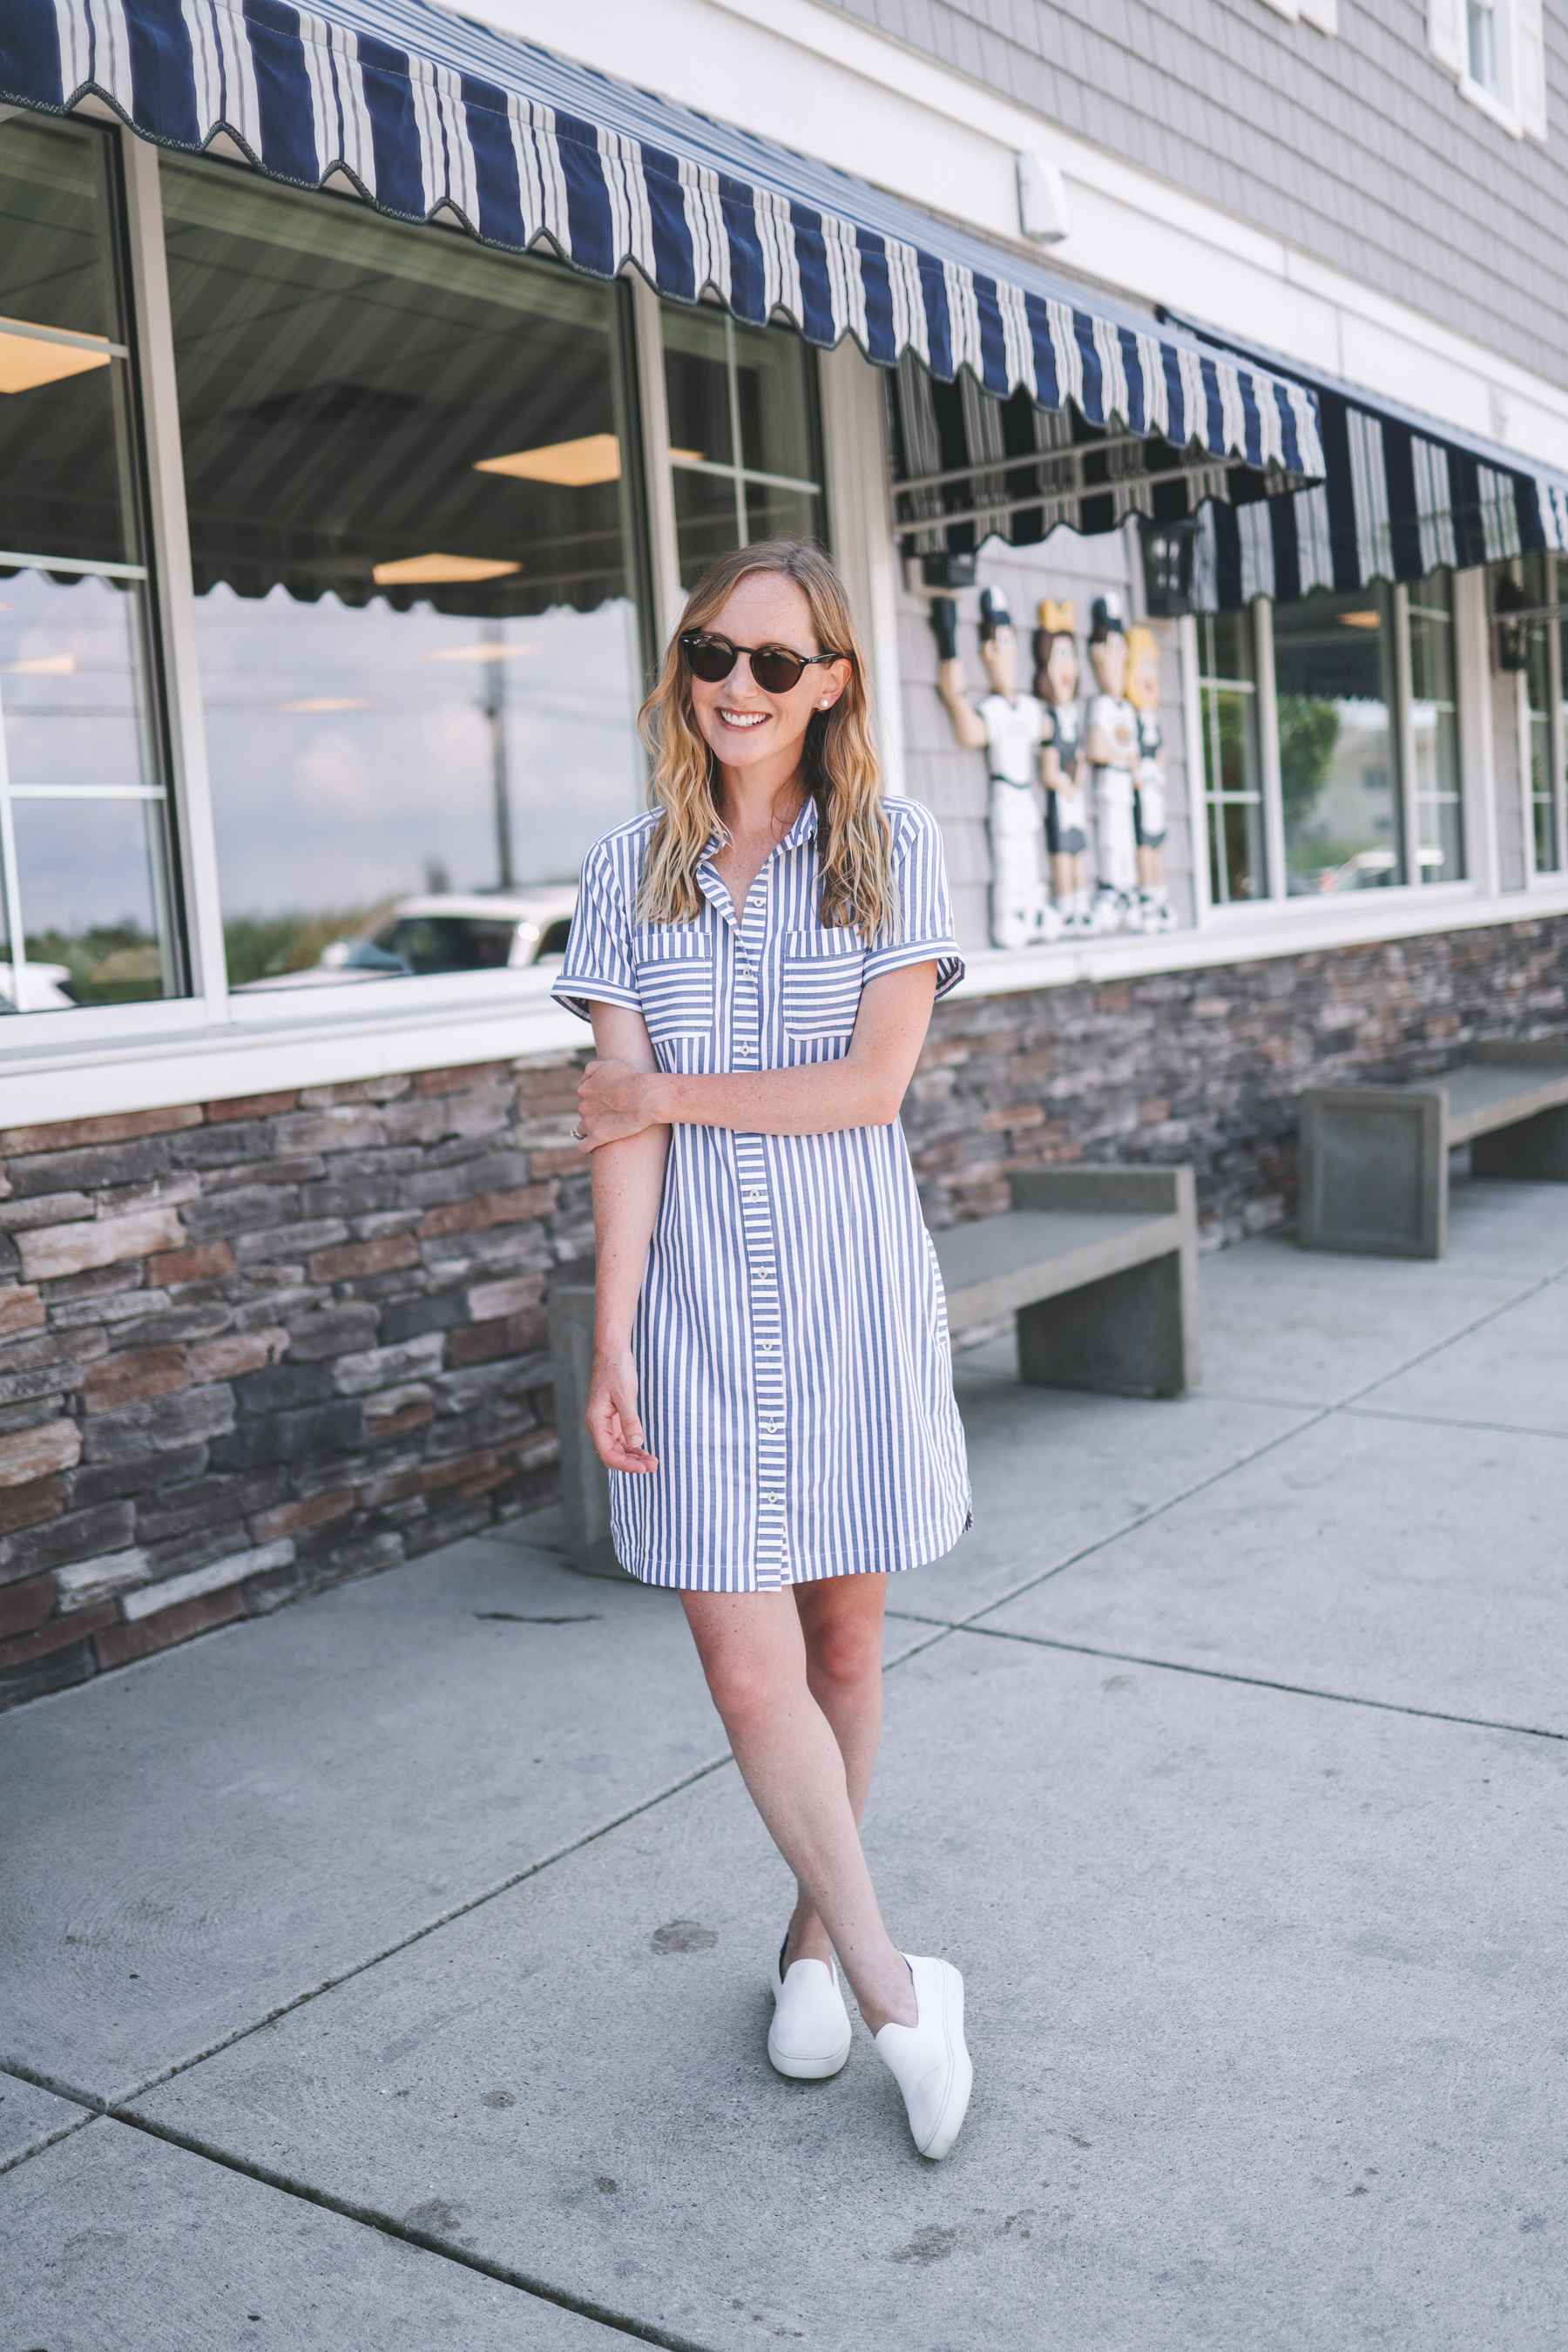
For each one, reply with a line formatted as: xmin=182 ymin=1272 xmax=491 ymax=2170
xmin=236 ymin=889 xmax=578 ymax=991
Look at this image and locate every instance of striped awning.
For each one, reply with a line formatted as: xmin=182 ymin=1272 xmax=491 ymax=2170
xmin=1169 ymin=319 xmax=1568 ymax=611
xmin=2 ymin=0 xmax=1322 ymax=483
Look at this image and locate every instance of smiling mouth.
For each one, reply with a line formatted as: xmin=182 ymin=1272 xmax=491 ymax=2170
xmin=717 ymin=708 xmax=767 ymax=730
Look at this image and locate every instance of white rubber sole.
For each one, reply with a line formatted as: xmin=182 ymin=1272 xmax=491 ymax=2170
xmin=917 ymin=1962 xmax=972 ymax=2160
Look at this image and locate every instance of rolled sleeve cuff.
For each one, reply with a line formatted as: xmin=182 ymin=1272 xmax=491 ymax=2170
xmin=862 ymin=938 xmax=964 ymax=1001
xmin=551 ymin=977 xmax=645 ymax=1024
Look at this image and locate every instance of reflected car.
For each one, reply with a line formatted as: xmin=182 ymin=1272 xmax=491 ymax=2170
xmin=235 ymin=889 xmax=578 ymax=991
xmin=0 ymin=961 xmax=78 ymax=1012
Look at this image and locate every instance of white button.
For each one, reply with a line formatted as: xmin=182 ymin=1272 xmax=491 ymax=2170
xmin=760 ymin=1341 xmax=776 ymax=1352
xmin=747 ymin=1189 xmax=765 ymax=1201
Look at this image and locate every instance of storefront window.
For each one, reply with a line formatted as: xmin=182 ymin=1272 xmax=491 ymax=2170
xmin=1523 ymin=594 xmax=1559 ymax=876
xmin=1272 ymin=585 xmax=1402 ymax=892
xmin=1408 ymin=573 xmax=1464 ymax=883
xmin=160 ymin=161 xmax=649 ymax=991
xmin=0 ymin=116 xmax=180 ymax=1014
xmin=1196 ymin=610 xmax=1266 ymax=903
xmin=662 ymin=308 xmax=824 ymax=586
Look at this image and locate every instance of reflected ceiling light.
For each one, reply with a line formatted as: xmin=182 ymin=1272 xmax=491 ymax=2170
xmin=475 ymin=433 xmax=620 ymax=486
xmin=0 ymin=319 xmax=113 ymax=396
xmin=5 ymin=652 xmax=74 ymax=674
xmin=425 ymin=642 xmax=544 ymax=663
xmin=372 ymin=553 xmax=521 ymax=585
xmin=277 ymin=695 xmax=372 ymax=713
xmin=1337 ymin=611 xmax=1381 ymax=629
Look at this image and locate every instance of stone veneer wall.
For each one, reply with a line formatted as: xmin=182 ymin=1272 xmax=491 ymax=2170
xmin=0 ymin=1058 xmax=587 ymax=1711
xmin=2 ymin=911 xmax=1564 ymax=1709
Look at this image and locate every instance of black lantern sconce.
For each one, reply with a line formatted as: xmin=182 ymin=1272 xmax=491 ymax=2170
xmin=1138 ymin=516 xmax=1200 ymax=618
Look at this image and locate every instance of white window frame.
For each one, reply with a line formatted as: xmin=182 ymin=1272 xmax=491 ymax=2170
xmin=1429 ymin=0 xmax=1547 ymax=143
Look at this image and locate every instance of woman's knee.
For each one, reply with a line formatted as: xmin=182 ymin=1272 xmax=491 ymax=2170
xmin=802 ymin=1610 xmax=883 ymax=1696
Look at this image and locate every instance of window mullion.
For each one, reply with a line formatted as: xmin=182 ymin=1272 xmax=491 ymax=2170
xmin=119 ymin=134 xmax=228 ymax=1012
xmin=1392 ymin=582 xmax=1420 ymax=884
xmin=629 ymin=275 xmax=682 ymax=652
xmin=725 ymin=315 xmax=747 ymax=548
xmin=1178 ymin=612 xmax=1213 ymax=926
xmin=1549 ymin=556 xmax=1566 ymax=871
xmin=1254 ymin=597 xmax=1287 ymax=900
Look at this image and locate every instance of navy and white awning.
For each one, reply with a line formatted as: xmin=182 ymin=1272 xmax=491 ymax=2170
xmin=2 ymin=0 xmax=1321 ymax=484
xmin=1166 ymin=316 xmax=1568 ymax=611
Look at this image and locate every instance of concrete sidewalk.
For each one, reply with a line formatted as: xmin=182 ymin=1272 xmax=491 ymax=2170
xmin=3 ymin=1176 xmax=1566 ymax=2350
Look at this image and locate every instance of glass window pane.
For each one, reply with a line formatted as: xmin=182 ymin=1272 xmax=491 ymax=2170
xmin=1198 ymin=611 xmax=1264 ymax=903
xmin=673 ymin=467 xmax=742 ymax=588
xmin=1272 ymin=586 xmax=1402 ymax=891
xmin=0 ymin=571 xmax=159 ymax=789
xmin=161 ymin=160 xmax=649 ymax=990
xmin=11 ymin=795 xmax=172 ymax=1006
xmin=733 ymin=322 xmax=816 ymax=482
xmin=0 ymin=116 xmax=140 ymax=568
xmin=1408 ymin=573 xmax=1463 ymax=884
xmin=743 ymin=480 xmax=822 ymax=549
xmin=663 ymin=308 xmax=733 ymax=468
xmin=0 ymin=115 xmax=181 ymax=1017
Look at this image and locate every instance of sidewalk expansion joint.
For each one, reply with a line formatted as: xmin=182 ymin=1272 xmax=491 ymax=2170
xmin=3 ymin=1750 xmax=737 ymax=2132
xmin=949 ymin=1621 xmax=1568 ymax=1742
xmin=0 ymin=2079 xmax=103 ymax=2177
xmin=1 ymin=2088 xmax=717 ymax=2352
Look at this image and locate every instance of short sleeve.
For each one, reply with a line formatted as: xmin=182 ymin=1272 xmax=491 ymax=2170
xmin=862 ymin=800 xmax=964 ymax=1002
xmin=551 ymin=834 xmax=643 ymax=1024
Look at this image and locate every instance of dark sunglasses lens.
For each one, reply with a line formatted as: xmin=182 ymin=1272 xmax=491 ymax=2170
xmin=750 ymin=648 xmax=808 ymax=693
xmin=680 ymin=634 xmax=737 ymax=683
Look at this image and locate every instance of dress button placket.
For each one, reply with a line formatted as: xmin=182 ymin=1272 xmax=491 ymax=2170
xmin=735 ymin=882 xmax=787 ymax=1588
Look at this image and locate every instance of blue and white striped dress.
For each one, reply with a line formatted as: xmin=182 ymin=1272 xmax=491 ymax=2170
xmin=553 ymin=794 xmax=972 ymax=1592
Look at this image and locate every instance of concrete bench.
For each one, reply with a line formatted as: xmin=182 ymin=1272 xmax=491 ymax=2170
xmin=548 ymin=1164 xmax=1199 ymax=1575
xmin=932 ymin=1166 xmax=1200 ymax=1400
xmin=1300 ymin=1041 xmax=1568 ymax=1260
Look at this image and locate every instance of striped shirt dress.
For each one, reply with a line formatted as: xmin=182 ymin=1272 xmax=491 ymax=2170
xmin=553 ymin=794 xmax=972 ymax=1593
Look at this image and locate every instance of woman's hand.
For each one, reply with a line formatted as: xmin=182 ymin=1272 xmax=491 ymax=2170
xmin=577 ymin=1059 xmax=663 ymax=1152
xmin=585 ymin=1342 xmax=658 ymax=1474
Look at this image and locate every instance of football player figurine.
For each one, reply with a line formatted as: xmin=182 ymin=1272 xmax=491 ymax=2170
xmin=1032 ymin=598 xmax=1091 ymax=932
xmin=1085 ymin=592 xmax=1140 ymax=933
xmin=1125 ymin=625 xmax=1175 ymax=933
xmin=932 ymin=586 xmax=1058 ymax=949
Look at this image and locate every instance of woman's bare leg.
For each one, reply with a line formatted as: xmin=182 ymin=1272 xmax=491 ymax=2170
xmin=784 ymin=1575 xmax=888 ymax=1972
xmin=680 ymin=1587 xmax=916 ymax=2034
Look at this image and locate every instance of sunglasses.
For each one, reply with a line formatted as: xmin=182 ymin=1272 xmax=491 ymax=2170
xmin=679 ymin=631 xmax=842 ymax=696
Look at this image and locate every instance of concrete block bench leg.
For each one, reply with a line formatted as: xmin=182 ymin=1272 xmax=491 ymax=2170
xmin=1471 ymin=1106 xmax=1568 ymax=1181
xmin=1017 ymin=1250 xmax=1192 ymax=1397
xmin=548 ymin=1278 xmax=621 ymax=1578
xmin=1008 ymin=1166 xmax=1200 ymax=1397
xmin=1299 ymin=1087 xmax=1447 ymax=1259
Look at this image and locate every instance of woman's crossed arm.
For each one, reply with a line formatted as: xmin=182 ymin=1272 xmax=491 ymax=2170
xmin=577 ymin=959 xmax=938 ymax=1152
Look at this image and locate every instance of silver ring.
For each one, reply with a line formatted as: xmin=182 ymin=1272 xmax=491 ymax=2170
xmin=572 ymin=1121 xmax=587 ymax=1140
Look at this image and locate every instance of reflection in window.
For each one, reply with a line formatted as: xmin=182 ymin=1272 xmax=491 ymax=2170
xmin=1196 ymin=611 xmax=1265 ymax=903
xmin=1408 ymin=573 xmax=1464 ymax=883
xmin=0 ymin=114 xmax=180 ymax=1013
xmin=1272 ymin=587 xmax=1402 ymax=892
xmin=160 ymin=160 xmax=649 ymax=990
xmin=662 ymin=308 xmax=825 ymax=586
xmin=1521 ymin=552 xmax=1565 ymax=875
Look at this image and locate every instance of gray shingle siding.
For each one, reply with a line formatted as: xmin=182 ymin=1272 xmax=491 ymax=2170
xmin=821 ymin=1 xmax=1568 ymax=392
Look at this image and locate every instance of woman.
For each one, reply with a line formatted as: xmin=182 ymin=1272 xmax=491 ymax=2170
xmin=552 ymin=542 xmax=973 ymax=2161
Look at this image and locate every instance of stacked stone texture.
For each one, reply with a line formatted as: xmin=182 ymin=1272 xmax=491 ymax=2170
xmin=1 ymin=914 xmax=1564 ymax=1709
xmin=908 ymin=919 xmax=1568 ymax=1243
xmin=0 ymin=1059 xmax=588 ymax=1710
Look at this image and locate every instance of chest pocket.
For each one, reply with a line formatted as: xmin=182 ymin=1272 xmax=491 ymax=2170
xmin=634 ymin=930 xmax=715 ymax=1040
xmin=781 ymin=927 xmax=866 ymax=1040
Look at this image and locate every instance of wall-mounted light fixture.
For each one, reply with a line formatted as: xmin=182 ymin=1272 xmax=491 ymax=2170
xmin=1016 ymin=153 xmax=1071 ymax=245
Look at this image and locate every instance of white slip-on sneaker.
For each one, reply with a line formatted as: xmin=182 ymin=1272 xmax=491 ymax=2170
xmin=767 ymin=1938 xmax=853 ymax=2080
xmin=873 ymin=1954 xmax=972 ymax=2160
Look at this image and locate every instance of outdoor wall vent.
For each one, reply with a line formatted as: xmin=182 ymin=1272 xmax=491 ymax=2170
xmin=1017 ymin=153 xmax=1071 ymax=245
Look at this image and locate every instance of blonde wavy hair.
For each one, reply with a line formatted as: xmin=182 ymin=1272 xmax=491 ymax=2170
xmin=637 ymin=541 xmax=896 ymax=940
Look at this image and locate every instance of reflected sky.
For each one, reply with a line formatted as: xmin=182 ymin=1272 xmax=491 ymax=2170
xmin=197 ymin=585 xmax=645 ymax=917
